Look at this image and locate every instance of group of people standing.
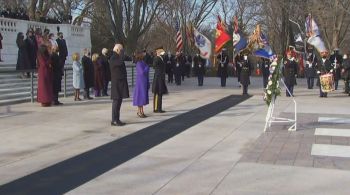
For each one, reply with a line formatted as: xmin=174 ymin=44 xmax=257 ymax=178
xmin=163 ymin=52 xmax=194 ymax=86
xmin=15 ymin=28 xmax=68 ymax=106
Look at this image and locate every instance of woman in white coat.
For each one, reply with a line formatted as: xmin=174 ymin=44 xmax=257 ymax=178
xmin=72 ymin=52 xmax=85 ymax=101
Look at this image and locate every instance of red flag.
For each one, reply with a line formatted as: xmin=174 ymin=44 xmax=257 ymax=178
xmin=215 ymin=16 xmax=230 ymax=53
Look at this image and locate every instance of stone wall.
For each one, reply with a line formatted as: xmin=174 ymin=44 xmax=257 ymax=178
xmin=0 ymin=17 xmax=91 ymax=67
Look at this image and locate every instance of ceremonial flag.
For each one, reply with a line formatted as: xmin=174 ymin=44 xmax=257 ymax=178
xmin=186 ymin=22 xmax=195 ymax=49
xmin=215 ymin=16 xmax=230 ymax=53
xmin=175 ymin=19 xmax=183 ymax=52
xmin=193 ymin=27 xmax=212 ymax=59
xmin=232 ymin=16 xmax=247 ymax=57
xmin=305 ymin=15 xmax=327 ymax=54
xmin=289 ymin=20 xmax=305 ymax=52
xmin=251 ymin=25 xmax=275 ymax=59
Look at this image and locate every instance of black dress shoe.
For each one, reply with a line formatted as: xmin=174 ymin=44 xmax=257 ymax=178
xmin=54 ymin=101 xmax=63 ymax=105
xmin=111 ymin=121 xmax=126 ymax=126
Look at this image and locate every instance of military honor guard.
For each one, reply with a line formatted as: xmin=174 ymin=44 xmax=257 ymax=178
xmin=260 ymin=57 xmax=270 ymax=88
xmin=305 ymin=51 xmax=317 ymax=89
xmin=193 ymin=53 xmax=206 ymax=86
xmin=316 ymin=52 xmax=333 ymax=98
xmin=164 ymin=51 xmax=174 ymax=83
xmin=152 ymin=47 xmax=168 ymax=113
xmin=283 ymin=51 xmax=298 ymax=97
xmin=174 ymin=52 xmax=184 ymax=85
xmin=239 ymin=55 xmax=252 ymax=95
xmin=341 ymin=53 xmax=350 ymax=95
xmin=330 ymin=48 xmax=343 ymax=90
xmin=217 ymin=48 xmax=229 ymax=87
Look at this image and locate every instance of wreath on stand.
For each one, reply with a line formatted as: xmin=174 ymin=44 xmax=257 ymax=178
xmin=263 ymin=58 xmax=282 ymax=105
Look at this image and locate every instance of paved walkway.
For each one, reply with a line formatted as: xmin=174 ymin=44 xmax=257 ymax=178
xmin=0 ymin=77 xmax=349 ymax=194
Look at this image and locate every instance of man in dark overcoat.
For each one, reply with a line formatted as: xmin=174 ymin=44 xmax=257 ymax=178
xmin=56 ymin=32 xmax=68 ymax=72
xmin=82 ymin=49 xmax=94 ymax=100
xmin=152 ymin=47 xmax=168 ymax=113
xmin=164 ymin=51 xmax=174 ymax=83
xmin=110 ymin=44 xmax=129 ymax=126
xmin=260 ymin=58 xmax=270 ymax=88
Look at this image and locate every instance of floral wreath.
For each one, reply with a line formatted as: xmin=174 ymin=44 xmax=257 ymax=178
xmin=263 ymin=57 xmax=281 ymax=105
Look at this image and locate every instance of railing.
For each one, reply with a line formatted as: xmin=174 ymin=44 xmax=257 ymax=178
xmin=0 ymin=63 xmax=154 ymax=104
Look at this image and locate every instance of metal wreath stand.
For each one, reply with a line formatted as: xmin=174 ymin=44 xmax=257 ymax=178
xmin=263 ymin=75 xmax=297 ymax=132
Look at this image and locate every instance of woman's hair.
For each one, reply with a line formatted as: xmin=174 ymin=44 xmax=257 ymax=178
xmin=92 ymin=53 xmax=99 ymax=62
xmin=26 ymin=28 xmax=34 ymax=36
xmin=35 ymin=28 xmax=42 ymax=36
xmin=72 ymin=52 xmax=80 ymax=61
xmin=16 ymin=32 xmax=24 ymax=47
xmin=102 ymin=48 xmax=108 ymax=55
xmin=38 ymin=45 xmax=49 ymax=57
xmin=134 ymin=51 xmax=145 ymax=61
xmin=49 ymin=33 xmax=54 ymax=39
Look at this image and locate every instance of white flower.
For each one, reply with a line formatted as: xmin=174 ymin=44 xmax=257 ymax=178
xmin=267 ymin=90 xmax=272 ymax=95
xmin=277 ymin=82 xmax=279 ymax=87
xmin=268 ymin=81 xmax=273 ymax=86
xmin=272 ymin=66 xmax=276 ymax=71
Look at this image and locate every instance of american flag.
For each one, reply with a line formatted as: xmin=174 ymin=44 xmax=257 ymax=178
xmin=175 ymin=19 xmax=183 ymax=52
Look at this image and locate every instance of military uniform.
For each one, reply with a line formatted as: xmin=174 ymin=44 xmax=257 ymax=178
xmin=283 ymin=58 xmax=298 ymax=97
xmin=260 ymin=58 xmax=270 ymax=88
xmin=174 ymin=54 xmax=184 ymax=85
xmin=217 ymin=52 xmax=229 ymax=87
xmin=305 ymin=53 xmax=317 ymax=89
xmin=329 ymin=50 xmax=343 ymax=90
xmin=193 ymin=54 xmax=206 ymax=86
xmin=341 ymin=57 xmax=350 ymax=94
xmin=316 ymin=58 xmax=332 ymax=97
xmin=152 ymin=53 xmax=168 ymax=112
xmin=164 ymin=53 xmax=174 ymax=83
xmin=239 ymin=58 xmax=252 ymax=95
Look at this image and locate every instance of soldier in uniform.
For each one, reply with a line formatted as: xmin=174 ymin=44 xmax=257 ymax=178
xmin=260 ymin=57 xmax=270 ymax=88
xmin=329 ymin=48 xmax=343 ymax=90
xmin=239 ymin=55 xmax=253 ymax=95
xmin=316 ymin=52 xmax=333 ymax=98
xmin=217 ymin=48 xmax=229 ymax=87
xmin=164 ymin=51 xmax=174 ymax=83
xmin=235 ymin=54 xmax=242 ymax=87
xmin=193 ymin=54 xmax=206 ymax=86
xmin=283 ymin=51 xmax=298 ymax=97
xmin=305 ymin=51 xmax=317 ymax=89
xmin=341 ymin=53 xmax=350 ymax=95
xmin=152 ymin=47 xmax=168 ymax=113
xmin=174 ymin=52 xmax=184 ymax=85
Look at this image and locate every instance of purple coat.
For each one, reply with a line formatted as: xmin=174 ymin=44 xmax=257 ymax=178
xmin=133 ymin=60 xmax=150 ymax=106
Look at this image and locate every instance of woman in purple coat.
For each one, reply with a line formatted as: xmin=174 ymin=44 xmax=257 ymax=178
xmin=133 ymin=51 xmax=150 ymax=118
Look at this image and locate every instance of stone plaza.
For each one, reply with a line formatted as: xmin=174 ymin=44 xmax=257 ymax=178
xmin=1 ymin=77 xmax=350 ymax=194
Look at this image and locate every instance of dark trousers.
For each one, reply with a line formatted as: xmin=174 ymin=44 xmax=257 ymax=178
xmin=198 ymin=74 xmax=204 ymax=86
xmin=182 ymin=75 xmax=185 ymax=81
xmin=53 ymin=91 xmax=59 ymax=103
xmin=263 ymin=76 xmax=268 ymax=88
xmin=307 ymin=77 xmax=315 ymax=89
xmin=242 ymin=85 xmax=248 ymax=94
xmin=103 ymin=80 xmax=109 ymax=96
xmin=175 ymin=74 xmax=181 ymax=85
xmin=319 ymin=84 xmax=327 ymax=97
xmin=112 ymin=98 xmax=123 ymax=122
xmin=286 ymin=84 xmax=294 ymax=97
xmin=345 ymin=80 xmax=350 ymax=93
xmin=334 ymin=79 xmax=339 ymax=90
xmin=221 ymin=76 xmax=226 ymax=87
xmin=153 ymin=94 xmax=163 ymax=112
xmin=84 ymin=88 xmax=91 ymax=98
xmin=167 ymin=73 xmax=173 ymax=83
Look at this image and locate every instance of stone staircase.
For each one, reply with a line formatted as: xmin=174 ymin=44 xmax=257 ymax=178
xmin=0 ymin=63 xmax=152 ymax=106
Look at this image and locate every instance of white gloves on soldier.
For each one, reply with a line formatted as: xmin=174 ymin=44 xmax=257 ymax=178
xmin=317 ymin=71 xmax=321 ymax=74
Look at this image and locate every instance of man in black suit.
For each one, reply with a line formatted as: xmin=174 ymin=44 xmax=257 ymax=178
xmin=217 ymin=48 xmax=229 ymax=87
xmin=56 ymin=32 xmax=68 ymax=72
xmin=152 ymin=47 xmax=168 ymax=113
xmin=110 ymin=44 xmax=129 ymax=126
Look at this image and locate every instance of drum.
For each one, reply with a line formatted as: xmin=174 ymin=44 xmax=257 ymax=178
xmin=320 ymin=73 xmax=334 ymax=92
